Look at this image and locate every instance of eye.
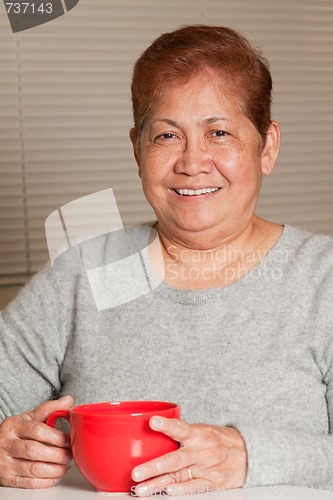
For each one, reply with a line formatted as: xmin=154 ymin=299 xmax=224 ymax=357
xmin=159 ymin=133 xmax=175 ymax=140
xmin=153 ymin=132 xmax=180 ymax=144
xmin=211 ymin=130 xmax=229 ymax=138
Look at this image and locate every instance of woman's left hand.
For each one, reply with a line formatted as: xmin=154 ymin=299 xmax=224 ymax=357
xmin=131 ymin=417 xmax=247 ymax=496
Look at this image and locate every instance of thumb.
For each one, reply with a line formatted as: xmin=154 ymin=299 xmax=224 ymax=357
xmin=149 ymin=416 xmax=191 ymax=444
xmin=28 ymin=395 xmax=74 ymax=423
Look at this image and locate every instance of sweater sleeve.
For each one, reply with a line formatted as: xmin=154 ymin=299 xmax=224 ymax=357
xmin=232 ymin=326 xmax=333 ymax=490
xmin=235 ymin=422 xmax=333 ymax=489
xmin=0 ymin=263 xmax=78 ymax=421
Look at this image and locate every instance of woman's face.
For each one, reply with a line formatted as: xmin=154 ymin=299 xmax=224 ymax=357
xmin=130 ymin=72 xmax=279 ymax=246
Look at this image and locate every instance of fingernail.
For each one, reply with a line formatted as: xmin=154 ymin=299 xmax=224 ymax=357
xmin=136 ymin=486 xmax=149 ymax=496
xmin=132 ymin=468 xmax=145 ymax=482
xmin=150 ymin=416 xmax=163 ymax=428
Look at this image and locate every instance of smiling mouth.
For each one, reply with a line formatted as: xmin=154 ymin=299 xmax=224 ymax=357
xmin=173 ymin=187 xmax=221 ymax=196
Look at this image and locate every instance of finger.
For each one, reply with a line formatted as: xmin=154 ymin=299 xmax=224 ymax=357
xmin=12 ymin=418 xmax=71 ymax=450
xmin=149 ymin=416 xmax=193 ymax=445
xmin=26 ymin=395 xmax=74 ymax=424
xmin=2 ymin=475 xmax=63 ymax=489
xmin=132 ymin=447 xmax=191 ymax=483
xmin=132 ymin=418 xmax=195 ymax=483
xmin=2 ymin=462 xmax=70 ymax=489
xmin=10 ymin=438 xmax=72 ymax=465
xmin=10 ymin=458 xmax=71 ymax=480
xmin=134 ymin=468 xmax=192 ymax=496
xmin=11 ymin=396 xmax=74 ymax=449
xmin=165 ymin=478 xmax=215 ymax=496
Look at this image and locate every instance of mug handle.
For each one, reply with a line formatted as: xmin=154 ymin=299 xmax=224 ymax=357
xmin=46 ymin=410 xmax=70 ymax=428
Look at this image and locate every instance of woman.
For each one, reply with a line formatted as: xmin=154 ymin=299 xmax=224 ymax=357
xmin=1 ymin=25 xmax=333 ymax=493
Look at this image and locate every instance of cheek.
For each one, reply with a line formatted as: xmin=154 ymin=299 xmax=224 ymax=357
xmin=214 ymin=150 xmax=245 ymax=180
xmin=140 ymin=150 xmax=174 ymax=183
xmin=215 ymin=149 xmax=261 ymax=183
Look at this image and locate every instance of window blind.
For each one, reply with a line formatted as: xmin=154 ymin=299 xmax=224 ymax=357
xmin=0 ymin=0 xmax=332 ymax=286
xmin=0 ymin=25 xmax=27 ymax=282
xmin=207 ymin=0 xmax=333 ymax=233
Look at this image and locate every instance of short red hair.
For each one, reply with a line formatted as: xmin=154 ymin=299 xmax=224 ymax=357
xmin=131 ymin=25 xmax=272 ymax=145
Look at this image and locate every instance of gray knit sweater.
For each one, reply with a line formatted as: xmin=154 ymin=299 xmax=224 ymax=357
xmin=1 ymin=224 xmax=333 ymax=490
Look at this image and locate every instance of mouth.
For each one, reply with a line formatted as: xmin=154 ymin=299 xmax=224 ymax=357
xmin=172 ymin=187 xmax=221 ymax=196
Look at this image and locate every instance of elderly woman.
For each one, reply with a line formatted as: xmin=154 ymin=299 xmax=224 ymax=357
xmin=0 ymin=24 xmax=333 ymax=494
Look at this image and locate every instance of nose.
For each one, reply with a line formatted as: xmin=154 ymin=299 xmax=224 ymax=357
xmin=174 ymin=138 xmax=213 ymax=176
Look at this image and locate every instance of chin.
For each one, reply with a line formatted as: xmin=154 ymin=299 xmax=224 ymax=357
xmin=174 ymin=216 xmax=220 ymax=233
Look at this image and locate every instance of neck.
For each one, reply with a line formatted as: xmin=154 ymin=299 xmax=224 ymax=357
xmin=157 ymin=217 xmax=258 ymax=260
xmin=154 ymin=217 xmax=283 ymax=289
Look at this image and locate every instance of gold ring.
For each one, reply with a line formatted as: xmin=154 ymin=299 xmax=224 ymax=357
xmin=187 ymin=467 xmax=193 ymax=480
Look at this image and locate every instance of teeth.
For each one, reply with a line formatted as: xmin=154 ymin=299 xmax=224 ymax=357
xmin=175 ymin=187 xmax=219 ymax=196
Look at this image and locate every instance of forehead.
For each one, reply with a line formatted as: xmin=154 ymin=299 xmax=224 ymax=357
xmin=148 ymin=71 xmax=244 ymax=121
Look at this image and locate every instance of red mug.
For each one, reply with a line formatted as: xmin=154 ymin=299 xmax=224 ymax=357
xmin=46 ymin=400 xmax=180 ymax=493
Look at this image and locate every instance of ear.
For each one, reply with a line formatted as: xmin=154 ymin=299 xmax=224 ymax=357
xmin=260 ymin=120 xmax=281 ymax=176
xmin=129 ymin=127 xmax=142 ymax=178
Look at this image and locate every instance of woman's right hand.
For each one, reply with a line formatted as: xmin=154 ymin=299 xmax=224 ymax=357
xmin=0 ymin=395 xmax=73 ymax=488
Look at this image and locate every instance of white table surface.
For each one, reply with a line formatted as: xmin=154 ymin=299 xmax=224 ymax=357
xmin=1 ymin=466 xmax=333 ymax=500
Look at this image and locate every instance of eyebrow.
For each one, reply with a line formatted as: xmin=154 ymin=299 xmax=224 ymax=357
xmin=204 ymin=116 xmax=231 ymax=124
xmin=152 ymin=116 xmax=231 ymax=127
xmin=153 ymin=119 xmax=178 ymax=127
